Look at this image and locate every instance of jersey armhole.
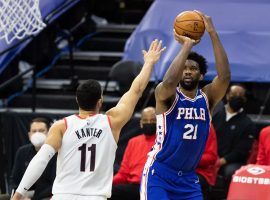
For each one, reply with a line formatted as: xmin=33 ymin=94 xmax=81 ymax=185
xmin=63 ymin=117 xmax=68 ymax=132
xmin=164 ymin=93 xmax=179 ymax=115
xmin=107 ymin=115 xmax=112 ymax=129
xmin=201 ymin=90 xmax=212 ymax=121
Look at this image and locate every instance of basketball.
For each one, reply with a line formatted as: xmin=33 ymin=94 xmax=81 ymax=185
xmin=174 ymin=11 xmax=205 ymax=40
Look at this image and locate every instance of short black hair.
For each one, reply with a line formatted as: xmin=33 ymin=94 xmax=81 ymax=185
xmin=187 ymin=52 xmax=208 ymax=75
xmin=30 ymin=117 xmax=50 ymax=130
xmin=76 ymin=79 xmax=102 ymax=111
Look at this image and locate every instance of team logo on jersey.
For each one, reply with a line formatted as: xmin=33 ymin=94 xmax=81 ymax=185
xmin=176 ymin=108 xmax=206 ymax=121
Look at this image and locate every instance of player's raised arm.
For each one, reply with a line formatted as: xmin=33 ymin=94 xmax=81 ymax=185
xmin=196 ymin=11 xmax=231 ymax=111
xmin=106 ymin=39 xmax=165 ymax=141
xmin=155 ymin=32 xmax=198 ymax=103
xmin=11 ymin=120 xmax=65 ymax=200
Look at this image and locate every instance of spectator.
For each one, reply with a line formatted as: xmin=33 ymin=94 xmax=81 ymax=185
xmin=256 ymin=126 xmax=270 ymax=165
xmin=110 ymin=107 xmax=156 ymax=200
xmin=9 ymin=117 xmax=56 ymax=200
xmin=212 ymin=84 xmax=255 ymax=194
xmin=196 ymin=125 xmax=219 ymax=200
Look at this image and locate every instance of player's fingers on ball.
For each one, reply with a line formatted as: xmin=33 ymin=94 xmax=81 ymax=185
xmin=194 ymin=39 xmax=200 ymax=44
xmin=193 ymin=10 xmax=203 ymax=16
xmin=173 ymin=29 xmax=181 ymax=37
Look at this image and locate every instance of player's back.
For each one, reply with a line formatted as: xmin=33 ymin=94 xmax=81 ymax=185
xmin=52 ymin=114 xmax=117 ymax=199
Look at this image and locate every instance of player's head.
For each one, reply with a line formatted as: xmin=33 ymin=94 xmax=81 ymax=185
xmin=140 ymin=107 xmax=156 ymax=136
xmin=76 ymin=79 xmax=102 ymax=112
xmin=180 ymin=52 xmax=207 ymax=91
xmin=226 ymin=84 xmax=247 ymax=112
xmin=28 ymin=117 xmax=50 ymax=149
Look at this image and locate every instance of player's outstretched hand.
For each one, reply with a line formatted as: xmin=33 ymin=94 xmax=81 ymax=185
xmin=194 ymin=10 xmax=216 ymax=34
xmin=10 ymin=192 xmax=23 ymax=200
xmin=142 ymin=39 xmax=166 ymax=64
xmin=173 ymin=29 xmax=200 ymax=46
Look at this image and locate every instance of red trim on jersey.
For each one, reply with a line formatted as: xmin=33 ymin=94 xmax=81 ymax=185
xmin=201 ymin=91 xmax=212 ymax=121
xmin=177 ymin=87 xmax=198 ymax=101
xmin=107 ymin=115 xmax=112 ymax=129
xmin=163 ymin=114 xmax=166 ymax=136
xmin=63 ymin=117 xmax=67 ymax=132
xmin=75 ymin=114 xmax=85 ymax=119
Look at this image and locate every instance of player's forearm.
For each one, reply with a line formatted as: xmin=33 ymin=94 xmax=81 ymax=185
xmin=16 ymin=144 xmax=55 ymax=196
xmin=210 ymin=31 xmax=231 ymax=82
xmin=131 ymin=61 xmax=155 ymax=95
xmin=162 ymin=42 xmax=193 ymax=88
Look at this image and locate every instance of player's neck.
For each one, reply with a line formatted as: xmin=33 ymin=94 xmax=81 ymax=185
xmin=78 ymin=109 xmax=99 ymax=118
xmin=179 ymin=87 xmax=197 ymax=99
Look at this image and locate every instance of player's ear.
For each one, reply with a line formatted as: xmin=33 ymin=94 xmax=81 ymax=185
xmin=97 ymin=98 xmax=103 ymax=109
xmin=199 ymin=74 xmax=204 ymax=81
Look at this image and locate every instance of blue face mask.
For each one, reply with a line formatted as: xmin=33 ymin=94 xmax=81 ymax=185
xmin=142 ymin=123 xmax=156 ymax=136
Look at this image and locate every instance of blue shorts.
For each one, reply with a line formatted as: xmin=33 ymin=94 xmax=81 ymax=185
xmin=140 ymin=161 xmax=203 ymax=200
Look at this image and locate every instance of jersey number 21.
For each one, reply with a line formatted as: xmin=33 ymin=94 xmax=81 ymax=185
xmin=183 ymin=124 xmax=198 ymax=140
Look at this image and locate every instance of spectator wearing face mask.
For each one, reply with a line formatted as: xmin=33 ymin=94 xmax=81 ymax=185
xmin=109 ymin=107 xmax=156 ymax=200
xmin=212 ymin=84 xmax=256 ymax=196
xmin=9 ymin=117 xmax=56 ymax=200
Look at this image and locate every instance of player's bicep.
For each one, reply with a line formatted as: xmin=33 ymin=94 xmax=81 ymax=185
xmin=45 ymin=120 xmax=65 ymax=152
xmin=203 ymin=76 xmax=229 ymax=110
xmin=155 ymin=82 xmax=175 ymax=101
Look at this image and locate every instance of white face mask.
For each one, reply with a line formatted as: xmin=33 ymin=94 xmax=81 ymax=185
xmin=30 ymin=132 xmax=47 ymax=147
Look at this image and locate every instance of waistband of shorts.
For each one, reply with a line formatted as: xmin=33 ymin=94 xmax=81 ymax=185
xmin=152 ymin=161 xmax=195 ymax=177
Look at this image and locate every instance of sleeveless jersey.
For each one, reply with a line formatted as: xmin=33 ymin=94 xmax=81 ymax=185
xmin=52 ymin=114 xmax=117 ymax=198
xmin=149 ymin=88 xmax=211 ymax=172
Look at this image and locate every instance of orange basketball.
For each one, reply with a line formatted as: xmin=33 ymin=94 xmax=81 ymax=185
xmin=174 ymin=11 xmax=205 ymax=40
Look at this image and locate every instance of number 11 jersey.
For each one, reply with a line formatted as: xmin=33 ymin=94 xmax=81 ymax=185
xmin=149 ymin=88 xmax=211 ymax=172
xmin=52 ymin=114 xmax=117 ymax=198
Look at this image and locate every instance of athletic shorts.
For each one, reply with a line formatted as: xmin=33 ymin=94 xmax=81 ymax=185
xmin=140 ymin=161 xmax=203 ymax=200
xmin=51 ymin=194 xmax=107 ymax=200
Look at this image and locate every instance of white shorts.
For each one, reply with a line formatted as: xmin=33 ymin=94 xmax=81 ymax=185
xmin=51 ymin=194 xmax=107 ymax=200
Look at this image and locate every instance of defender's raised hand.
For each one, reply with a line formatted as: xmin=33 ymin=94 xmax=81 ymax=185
xmin=142 ymin=39 xmax=166 ymax=64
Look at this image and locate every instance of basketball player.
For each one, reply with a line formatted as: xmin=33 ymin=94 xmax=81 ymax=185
xmin=11 ymin=39 xmax=166 ymax=200
xmin=141 ymin=11 xmax=231 ymax=200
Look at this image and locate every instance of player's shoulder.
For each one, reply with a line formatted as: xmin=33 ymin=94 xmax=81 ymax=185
xmin=52 ymin=119 xmax=65 ymax=127
xmin=49 ymin=119 xmax=66 ymax=134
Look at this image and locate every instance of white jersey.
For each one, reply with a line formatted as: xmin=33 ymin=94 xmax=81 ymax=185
xmin=52 ymin=114 xmax=117 ymax=198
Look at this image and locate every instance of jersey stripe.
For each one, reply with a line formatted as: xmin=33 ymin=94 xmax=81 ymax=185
xmin=165 ymin=94 xmax=179 ymax=115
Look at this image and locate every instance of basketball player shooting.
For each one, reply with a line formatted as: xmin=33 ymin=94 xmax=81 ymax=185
xmin=11 ymin=39 xmax=166 ymax=200
xmin=140 ymin=11 xmax=231 ymax=200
